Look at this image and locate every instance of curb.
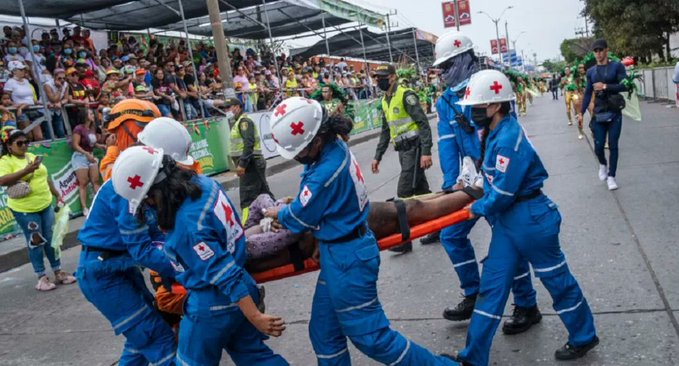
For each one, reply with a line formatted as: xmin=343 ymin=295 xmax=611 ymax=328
xmin=0 ymin=128 xmax=384 ymax=274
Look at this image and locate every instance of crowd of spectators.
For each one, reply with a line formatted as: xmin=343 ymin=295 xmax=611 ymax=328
xmin=0 ymin=24 xmax=381 ymax=142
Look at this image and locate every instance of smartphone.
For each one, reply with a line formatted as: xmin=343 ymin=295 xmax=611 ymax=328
xmin=34 ymin=156 xmax=44 ymax=165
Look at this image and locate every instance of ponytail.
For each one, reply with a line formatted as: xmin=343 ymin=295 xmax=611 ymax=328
xmin=318 ymin=111 xmax=354 ymax=142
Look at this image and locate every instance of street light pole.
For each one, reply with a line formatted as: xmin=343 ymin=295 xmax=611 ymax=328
xmin=478 ymin=6 xmax=513 ymax=68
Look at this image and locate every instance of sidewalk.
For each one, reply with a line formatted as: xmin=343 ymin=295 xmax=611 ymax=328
xmin=0 ymin=125 xmax=390 ymax=274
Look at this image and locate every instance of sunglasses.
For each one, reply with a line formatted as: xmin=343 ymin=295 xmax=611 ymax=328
xmin=15 ymin=140 xmax=28 ymax=147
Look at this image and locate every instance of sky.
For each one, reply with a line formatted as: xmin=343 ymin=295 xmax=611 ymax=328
xmin=340 ymin=0 xmax=589 ymax=64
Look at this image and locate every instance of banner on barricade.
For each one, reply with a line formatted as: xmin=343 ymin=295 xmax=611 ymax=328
xmin=186 ymin=117 xmax=232 ymax=174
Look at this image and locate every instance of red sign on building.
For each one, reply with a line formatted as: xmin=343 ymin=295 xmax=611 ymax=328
xmin=442 ymin=1 xmax=472 ymax=28
xmin=490 ymin=38 xmax=508 ymax=54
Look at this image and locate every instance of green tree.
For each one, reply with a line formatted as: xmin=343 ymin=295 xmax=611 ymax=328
xmin=542 ymin=59 xmax=567 ymax=73
xmin=560 ymin=38 xmax=593 ymax=63
xmin=582 ymin=0 xmax=679 ymax=62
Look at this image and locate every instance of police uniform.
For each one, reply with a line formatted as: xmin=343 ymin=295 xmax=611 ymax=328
xmin=374 ymin=79 xmax=433 ymax=198
xmin=163 ymin=175 xmax=287 ymax=366
xmin=76 ymin=180 xmax=176 ymax=366
xmin=230 ymin=109 xmax=272 ymax=220
xmin=436 ymin=86 xmax=536 ymax=310
xmin=457 ymin=114 xmax=597 ymax=366
xmin=278 ymin=139 xmax=455 ymax=366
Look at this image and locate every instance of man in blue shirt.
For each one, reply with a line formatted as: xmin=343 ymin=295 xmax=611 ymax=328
xmin=577 ymin=39 xmax=627 ymax=190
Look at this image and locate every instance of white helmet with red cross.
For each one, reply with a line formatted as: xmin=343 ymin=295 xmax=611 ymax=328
xmin=457 ymin=69 xmax=516 ymax=106
xmin=269 ymin=96 xmax=324 ymax=159
xmin=137 ymin=117 xmax=194 ymax=166
xmin=432 ymin=31 xmax=474 ymax=67
xmin=111 ymin=145 xmax=165 ymax=214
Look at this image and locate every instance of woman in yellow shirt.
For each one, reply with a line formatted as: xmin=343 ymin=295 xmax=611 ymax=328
xmin=0 ymin=127 xmax=75 ymax=291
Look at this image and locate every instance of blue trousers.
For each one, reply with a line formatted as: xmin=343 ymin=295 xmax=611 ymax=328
xmin=77 ymin=250 xmax=176 ymax=366
xmin=458 ymin=196 xmax=596 ymax=366
xmin=11 ymin=205 xmax=60 ymax=277
xmin=441 ymin=217 xmax=537 ymax=308
xmin=309 ymin=232 xmax=457 ymax=366
xmin=591 ymin=114 xmax=622 ymax=177
xmin=176 ymin=282 xmax=288 ymax=366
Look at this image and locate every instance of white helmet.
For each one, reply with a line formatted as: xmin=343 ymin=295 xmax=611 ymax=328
xmin=457 ymin=69 xmax=516 ymax=106
xmin=137 ymin=117 xmax=194 ymax=165
xmin=432 ymin=31 xmax=474 ymax=67
xmin=269 ymin=97 xmax=324 ymax=159
xmin=111 ymin=145 xmax=165 ymax=214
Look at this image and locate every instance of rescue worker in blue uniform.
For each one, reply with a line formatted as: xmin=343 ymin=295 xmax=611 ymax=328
xmin=431 ymin=31 xmax=540 ymax=333
xmin=76 ymin=179 xmax=177 ymax=366
xmin=111 ymin=146 xmax=288 ymax=366
xmin=450 ymin=70 xmax=598 ymax=365
xmin=263 ymin=97 xmax=458 ymax=366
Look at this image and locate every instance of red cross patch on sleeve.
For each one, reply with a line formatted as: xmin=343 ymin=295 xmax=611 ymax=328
xmin=192 ymin=242 xmax=215 ymax=261
xmin=300 ymin=185 xmax=312 ymax=207
xmin=496 ymin=155 xmax=510 ymax=173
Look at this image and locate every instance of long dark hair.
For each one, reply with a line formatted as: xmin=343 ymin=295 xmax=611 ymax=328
xmin=317 ymin=110 xmax=354 ymax=143
xmin=143 ymin=156 xmax=202 ymax=231
xmin=1 ymin=129 xmax=27 ymax=157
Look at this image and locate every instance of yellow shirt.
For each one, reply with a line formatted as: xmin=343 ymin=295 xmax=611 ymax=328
xmin=0 ymin=153 xmax=52 ymax=213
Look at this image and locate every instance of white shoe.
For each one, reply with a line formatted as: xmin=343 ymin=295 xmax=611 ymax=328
xmin=598 ymin=165 xmax=608 ymax=181
xmin=607 ymin=177 xmax=618 ymax=190
xmin=35 ymin=276 xmax=56 ymax=291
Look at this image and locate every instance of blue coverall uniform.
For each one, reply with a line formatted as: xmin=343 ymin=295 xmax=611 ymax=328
xmin=436 ymin=87 xmax=536 ymax=304
xmin=76 ymin=180 xmax=176 ymax=366
xmin=278 ymin=139 xmax=456 ymax=366
xmin=457 ymin=115 xmax=597 ymax=366
xmin=163 ymin=175 xmax=287 ymax=366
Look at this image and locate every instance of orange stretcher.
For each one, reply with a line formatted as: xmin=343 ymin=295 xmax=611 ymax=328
xmin=252 ymin=208 xmax=471 ymax=283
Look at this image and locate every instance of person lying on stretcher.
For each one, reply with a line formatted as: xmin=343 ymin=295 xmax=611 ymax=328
xmin=151 ymin=159 xmax=483 ymax=316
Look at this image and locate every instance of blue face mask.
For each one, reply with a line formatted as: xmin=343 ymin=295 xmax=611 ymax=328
xmin=64 ymin=48 xmax=72 ymax=55
xmin=78 ymin=51 xmax=87 ymax=58
xmin=32 ymin=45 xmax=40 ymax=53
xmin=8 ymin=47 xmax=17 ymax=54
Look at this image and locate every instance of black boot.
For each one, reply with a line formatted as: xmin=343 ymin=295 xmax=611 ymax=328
xmin=420 ymin=231 xmax=441 ymax=245
xmin=443 ymin=294 xmax=477 ymax=321
xmin=502 ymin=305 xmax=542 ymax=335
xmin=440 ymin=353 xmax=472 ymax=366
xmin=554 ymin=336 xmax=599 ymax=360
xmin=389 ymin=241 xmax=413 ymax=254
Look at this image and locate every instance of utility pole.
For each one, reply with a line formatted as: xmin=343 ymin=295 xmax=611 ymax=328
xmin=505 ymin=20 xmax=510 ymax=67
xmin=453 ymin=0 xmax=460 ymax=31
xmin=207 ymin=0 xmax=234 ymax=97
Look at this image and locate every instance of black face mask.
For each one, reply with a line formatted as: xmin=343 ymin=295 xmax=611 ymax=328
xmin=471 ymin=107 xmax=492 ymax=128
xmin=377 ymin=78 xmax=391 ymax=91
xmin=294 ymin=155 xmax=317 ymax=165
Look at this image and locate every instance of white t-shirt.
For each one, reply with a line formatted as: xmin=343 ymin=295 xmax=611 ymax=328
xmin=3 ymin=77 xmax=36 ymax=105
xmin=3 ymin=54 xmax=25 ymax=64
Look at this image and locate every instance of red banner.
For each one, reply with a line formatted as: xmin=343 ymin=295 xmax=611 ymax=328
xmin=490 ymin=38 xmax=508 ymax=54
xmin=442 ymin=1 xmax=472 ymax=28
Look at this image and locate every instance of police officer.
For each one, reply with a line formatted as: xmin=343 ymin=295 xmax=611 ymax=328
xmin=264 ymin=97 xmax=457 ymax=366
xmin=111 ymin=146 xmax=288 ymax=366
xmin=431 ymin=31 xmax=539 ymax=333
xmin=228 ymin=97 xmax=272 ymax=222
xmin=371 ymin=64 xmax=434 ymax=253
xmin=452 ymin=70 xmax=598 ymax=365
xmin=76 ymin=177 xmax=177 ymax=365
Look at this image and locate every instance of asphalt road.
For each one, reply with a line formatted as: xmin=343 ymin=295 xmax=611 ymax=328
xmin=1 ymin=94 xmax=678 ymax=365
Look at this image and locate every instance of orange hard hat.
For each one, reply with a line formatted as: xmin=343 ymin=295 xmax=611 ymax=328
xmin=107 ymin=98 xmax=161 ymax=131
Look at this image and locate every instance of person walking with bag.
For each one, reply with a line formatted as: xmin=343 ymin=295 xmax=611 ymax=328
xmin=0 ymin=126 xmax=75 ymax=291
xmin=577 ymin=39 xmax=628 ymax=190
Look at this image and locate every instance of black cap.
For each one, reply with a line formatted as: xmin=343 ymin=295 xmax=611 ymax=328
xmin=224 ymin=97 xmax=242 ymax=107
xmin=374 ymin=64 xmax=396 ymax=77
xmin=592 ymin=39 xmax=608 ymax=50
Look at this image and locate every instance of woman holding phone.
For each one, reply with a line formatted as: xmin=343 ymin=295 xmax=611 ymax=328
xmin=0 ymin=126 xmax=75 ymax=291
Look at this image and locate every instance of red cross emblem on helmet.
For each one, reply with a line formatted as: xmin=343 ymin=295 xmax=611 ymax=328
xmin=290 ymin=121 xmax=305 ymax=135
xmin=127 ymin=175 xmax=144 ymax=190
xmin=489 ymin=81 xmax=503 ymax=94
xmin=274 ymin=103 xmax=287 ymax=117
xmin=454 ymin=40 xmax=462 ymax=47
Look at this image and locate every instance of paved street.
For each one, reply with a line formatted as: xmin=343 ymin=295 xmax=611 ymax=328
xmin=1 ymin=94 xmax=678 ymax=365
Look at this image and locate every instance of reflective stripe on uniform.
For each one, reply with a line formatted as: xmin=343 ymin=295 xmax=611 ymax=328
xmin=533 ymin=259 xmax=566 ymax=274
xmin=150 ymin=351 xmax=177 ymax=366
xmin=438 ymin=133 xmax=456 ymax=141
xmin=120 ymin=226 xmax=149 ymax=235
xmin=555 ymin=299 xmax=583 ymax=315
xmin=209 ymin=260 xmax=235 ymax=285
xmin=473 ymin=309 xmax=502 ymax=320
xmin=514 ymin=271 xmax=530 ymax=280
xmin=317 ymin=347 xmax=349 ymax=360
xmin=113 ymin=305 xmax=148 ymax=332
xmin=336 ymin=297 xmax=378 ymax=313
xmin=453 ymin=259 xmax=476 ymax=268
xmin=388 ymin=339 xmax=411 ymax=366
